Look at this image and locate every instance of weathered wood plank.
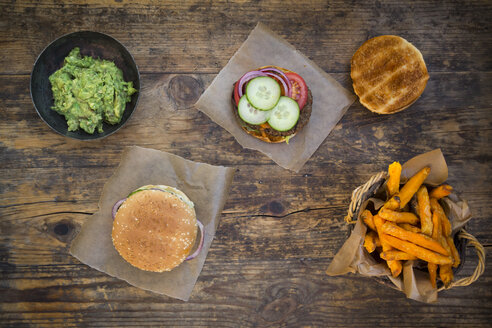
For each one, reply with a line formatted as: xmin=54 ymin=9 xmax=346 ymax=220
xmin=1 ymin=256 xmax=491 ymax=327
xmin=1 ymin=72 xmax=491 ymax=165
xmin=1 ymin=1 xmax=491 ymax=75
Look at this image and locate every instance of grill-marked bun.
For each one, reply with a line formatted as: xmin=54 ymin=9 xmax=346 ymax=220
xmin=112 ymin=186 xmax=197 ymax=272
xmin=351 ymin=35 xmax=429 ymax=114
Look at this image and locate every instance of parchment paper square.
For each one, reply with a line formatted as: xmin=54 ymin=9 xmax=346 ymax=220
xmin=70 ymin=146 xmax=235 ymax=301
xmin=195 ymin=22 xmax=356 ymax=171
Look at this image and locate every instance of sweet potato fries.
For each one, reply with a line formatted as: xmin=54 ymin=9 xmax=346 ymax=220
xmin=360 ymin=162 xmax=459 ymax=288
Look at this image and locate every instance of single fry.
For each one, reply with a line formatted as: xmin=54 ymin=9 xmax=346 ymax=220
xmin=429 ymin=212 xmax=440 ymax=288
xmin=361 ymin=210 xmax=376 ymax=231
xmin=417 ymin=185 xmax=433 ymax=236
xmin=430 ymin=184 xmax=453 ymax=199
xmin=387 ymin=161 xmax=402 ymax=196
xmin=440 ymin=264 xmax=454 ymax=288
xmin=380 ymin=250 xmax=418 ymax=261
xmin=431 ymin=211 xmax=441 ymax=240
xmin=373 ymin=215 xmax=384 ymax=233
xmin=379 ymin=208 xmax=419 ymax=225
xmin=428 ymin=263 xmax=437 ymax=288
xmin=381 ymin=221 xmax=449 ymax=256
xmin=373 ymin=215 xmax=402 ymax=277
xmin=381 ymin=195 xmax=401 ymax=211
xmin=430 ymin=211 xmax=454 ymax=281
xmin=430 ymin=198 xmax=452 ymax=237
xmin=398 ymin=166 xmax=431 ymax=209
xmin=364 ymin=230 xmax=378 ymax=253
xmin=446 ymin=236 xmax=461 ymax=268
xmin=438 ymin=240 xmax=454 ymax=284
xmin=374 ymin=235 xmax=381 ymax=247
xmin=399 ymin=223 xmax=421 ymax=233
xmin=438 ymin=234 xmax=453 ymax=261
xmin=384 ymin=234 xmax=453 ymax=265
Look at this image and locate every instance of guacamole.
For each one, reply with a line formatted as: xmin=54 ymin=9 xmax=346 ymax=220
xmin=49 ymin=47 xmax=137 ymax=134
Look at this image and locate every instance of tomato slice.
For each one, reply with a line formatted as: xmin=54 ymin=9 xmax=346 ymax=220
xmin=233 ymin=81 xmax=241 ymax=106
xmin=285 ymin=72 xmax=308 ymax=109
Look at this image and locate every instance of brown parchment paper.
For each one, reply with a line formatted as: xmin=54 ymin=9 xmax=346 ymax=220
xmin=326 ymin=149 xmax=472 ymax=303
xmin=194 ymin=22 xmax=356 ymax=172
xmin=70 ymin=146 xmax=235 ymax=301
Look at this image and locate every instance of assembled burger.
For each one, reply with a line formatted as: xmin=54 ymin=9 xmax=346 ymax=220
xmin=232 ymin=66 xmax=312 ymax=143
xmin=111 ymin=185 xmax=204 ymax=272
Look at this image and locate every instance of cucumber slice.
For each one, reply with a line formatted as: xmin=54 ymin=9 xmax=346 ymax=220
xmin=245 ymin=76 xmax=281 ymax=110
xmin=267 ymin=96 xmax=300 ymax=132
xmin=238 ymin=95 xmax=270 ymax=125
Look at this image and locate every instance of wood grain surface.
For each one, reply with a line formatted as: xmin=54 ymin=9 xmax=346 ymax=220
xmin=1 ymin=1 xmax=491 ymax=327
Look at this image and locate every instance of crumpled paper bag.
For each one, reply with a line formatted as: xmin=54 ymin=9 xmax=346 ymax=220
xmin=195 ymin=22 xmax=356 ymax=172
xmin=70 ymin=146 xmax=235 ymax=301
xmin=326 ymin=149 xmax=472 ymax=303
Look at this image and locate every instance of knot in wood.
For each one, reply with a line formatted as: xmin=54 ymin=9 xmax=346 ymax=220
xmin=260 ymin=296 xmax=297 ymax=323
xmin=268 ymin=200 xmax=284 ymax=215
xmin=258 ymin=280 xmax=317 ymax=323
xmin=54 ymin=223 xmax=69 ymax=235
xmin=47 ymin=219 xmax=77 ymax=244
xmin=167 ymin=75 xmax=203 ymax=109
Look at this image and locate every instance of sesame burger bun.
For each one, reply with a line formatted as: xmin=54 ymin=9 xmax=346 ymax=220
xmin=232 ymin=66 xmax=312 ymax=143
xmin=112 ymin=185 xmax=197 ymax=272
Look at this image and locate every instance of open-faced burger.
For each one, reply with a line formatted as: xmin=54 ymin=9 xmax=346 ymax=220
xmin=232 ymin=66 xmax=312 ymax=143
xmin=111 ymin=185 xmax=204 ymax=272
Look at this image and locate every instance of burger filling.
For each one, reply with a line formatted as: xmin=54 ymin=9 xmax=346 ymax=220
xmin=232 ymin=87 xmax=312 ymax=138
xmin=232 ymin=67 xmax=312 ymax=142
xmin=128 ymin=185 xmax=194 ymax=209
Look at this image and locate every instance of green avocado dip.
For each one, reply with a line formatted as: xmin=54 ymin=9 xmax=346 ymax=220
xmin=49 ymin=47 xmax=137 ymax=134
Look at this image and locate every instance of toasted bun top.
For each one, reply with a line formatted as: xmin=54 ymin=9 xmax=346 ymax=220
xmin=112 ymin=188 xmax=197 ymax=272
xmin=351 ymin=35 xmax=429 ymax=114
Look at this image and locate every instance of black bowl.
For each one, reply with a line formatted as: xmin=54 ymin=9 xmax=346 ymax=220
xmin=30 ymin=31 xmax=140 ymax=140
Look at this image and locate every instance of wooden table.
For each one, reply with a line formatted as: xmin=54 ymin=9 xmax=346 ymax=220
xmin=1 ymin=1 xmax=491 ymax=327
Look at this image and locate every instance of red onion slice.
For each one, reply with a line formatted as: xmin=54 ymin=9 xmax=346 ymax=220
xmin=237 ymin=71 xmax=268 ymax=97
xmin=259 ymin=67 xmax=292 ymax=97
xmin=264 ymin=72 xmax=289 ymax=97
xmin=185 ymin=219 xmax=205 ymax=261
xmin=112 ymin=198 xmax=126 ymax=220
